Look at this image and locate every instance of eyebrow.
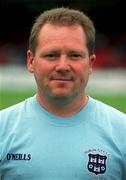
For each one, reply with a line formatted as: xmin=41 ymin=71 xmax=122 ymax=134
xmin=40 ymin=48 xmax=86 ymax=55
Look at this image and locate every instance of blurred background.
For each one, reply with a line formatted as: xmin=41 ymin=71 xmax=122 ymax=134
xmin=0 ymin=0 xmax=126 ymax=112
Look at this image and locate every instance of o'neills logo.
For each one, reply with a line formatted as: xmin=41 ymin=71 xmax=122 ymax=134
xmin=6 ymin=153 xmax=31 ymax=161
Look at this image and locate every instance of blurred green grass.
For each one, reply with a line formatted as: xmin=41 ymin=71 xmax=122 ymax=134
xmin=0 ymin=90 xmax=126 ymax=113
xmin=0 ymin=90 xmax=35 ymax=109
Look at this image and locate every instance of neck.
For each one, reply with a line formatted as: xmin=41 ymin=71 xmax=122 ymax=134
xmin=36 ymin=92 xmax=89 ymax=117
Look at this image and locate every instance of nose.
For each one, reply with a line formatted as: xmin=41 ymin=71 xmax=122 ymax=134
xmin=55 ymin=55 xmax=71 ymax=72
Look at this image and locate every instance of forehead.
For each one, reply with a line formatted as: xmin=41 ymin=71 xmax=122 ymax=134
xmin=38 ymin=23 xmax=87 ymax=47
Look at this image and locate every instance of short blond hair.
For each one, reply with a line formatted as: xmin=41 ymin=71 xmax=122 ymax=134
xmin=29 ymin=7 xmax=95 ymax=55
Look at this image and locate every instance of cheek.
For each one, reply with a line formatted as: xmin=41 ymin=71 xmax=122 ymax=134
xmin=75 ymin=65 xmax=91 ymax=85
xmin=75 ymin=63 xmax=90 ymax=77
xmin=33 ymin=64 xmax=45 ymax=83
xmin=35 ymin=59 xmax=54 ymax=74
xmin=34 ymin=64 xmax=53 ymax=88
xmin=34 ymin=60 xmax=47 ymax=76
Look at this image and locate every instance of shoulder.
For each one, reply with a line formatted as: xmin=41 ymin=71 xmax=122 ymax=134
xmin=90 ymin=97 xmax=126 ymax=136
xmin=0 ymin=96 xmax=37 ymax=150
xmin=0 ymin=95 xmax=36 ymax=114
xmin=0 ymin=96 xmax=35 ymax=160
xmin=0 ymin=100 xmax=25 ymax=134
xmin=91 ymin=97 xmax=126 ymax=120
xmin=0 ymin=96 xmax=35 ymax=129
xmin=0 ymin=99 xmax=26 ymax=120
xmin=89 ymin=97 xmax=126 ymax=149
xmin=88 ymin=97 xmax=126 ymax=133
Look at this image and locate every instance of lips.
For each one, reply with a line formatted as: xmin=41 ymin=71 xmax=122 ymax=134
xmin=53 ymin=78 xmax=72 ymax=81
xmin=50 ymin=76 xmax=74 ymax=81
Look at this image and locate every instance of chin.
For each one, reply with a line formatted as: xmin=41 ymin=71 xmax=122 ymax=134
xmin=52 ymin=93 xmax=70 ymax=98
xmin=52 ymin=89 xmax=72 ymax=97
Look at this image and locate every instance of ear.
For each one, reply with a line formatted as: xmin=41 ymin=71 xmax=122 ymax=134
xmin=89 ymin=54 xmax=96 ymax=74
xmin=27 ymin=50 xmax=34 ymax=73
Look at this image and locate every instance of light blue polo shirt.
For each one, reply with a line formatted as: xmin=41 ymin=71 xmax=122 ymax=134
xmin=0 ymin=96 xmax=126 ymax=180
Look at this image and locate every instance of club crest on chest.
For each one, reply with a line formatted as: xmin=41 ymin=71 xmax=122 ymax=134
xmin=87 ymin=153 xmax=107 ymax=175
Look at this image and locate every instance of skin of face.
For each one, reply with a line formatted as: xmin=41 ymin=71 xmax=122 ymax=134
xmin=27 ymin=23 xmax=96 ymax=113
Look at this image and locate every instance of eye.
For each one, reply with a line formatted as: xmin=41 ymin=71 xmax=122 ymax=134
xmin=69 ymin=53 xmax=82 ymax=60
xmin=42 ymin=53 xmax=59 ymax=60
xmin=46 ymin=53 xmax=57 ymax=59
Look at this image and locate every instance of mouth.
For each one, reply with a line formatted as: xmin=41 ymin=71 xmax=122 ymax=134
xmin=50 ymin=76 xmax=74 ymax=82
xmin=50 ymin=78 xmax=74 ymax=83
xmin=53 ymin=78 xmax=72 ymax=81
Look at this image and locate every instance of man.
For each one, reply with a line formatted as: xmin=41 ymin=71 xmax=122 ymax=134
xmin=0 ymin=8 xmax=126 ymax=180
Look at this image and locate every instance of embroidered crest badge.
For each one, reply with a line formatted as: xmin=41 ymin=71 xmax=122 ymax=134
xmin=87 ymin=153 xmax=107 ymax=175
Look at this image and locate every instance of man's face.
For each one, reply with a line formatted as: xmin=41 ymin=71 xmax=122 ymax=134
xmin=27 ymin=24 xmax=95 ymax=101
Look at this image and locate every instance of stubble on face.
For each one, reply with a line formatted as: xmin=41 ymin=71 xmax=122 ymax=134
xmin=32 ymin=24 xmax=95 ymax=109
